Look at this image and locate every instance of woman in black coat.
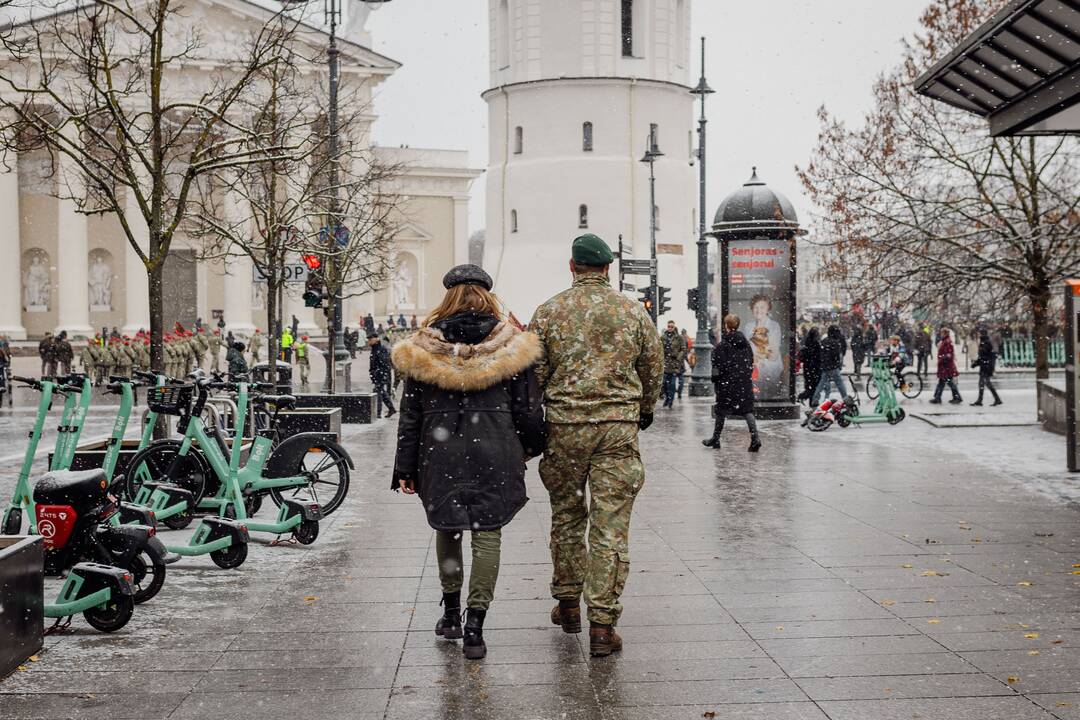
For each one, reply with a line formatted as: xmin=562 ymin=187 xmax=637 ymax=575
xmin=703 ymin=314 xmax=761 ymax=452
xmin=797 ymin=327 xmax=822 ymax=404
xmin=392 ymin=264 xmax=545 ymax=660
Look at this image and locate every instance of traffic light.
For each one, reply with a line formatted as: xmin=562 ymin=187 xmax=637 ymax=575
xmin=637 ymin=286 xmax=655 ymax=314
xmin=658 ymin=286 xmax=671 ymax=316
xmin=687 ymin=288 xmax=700 ymax=313
xmin=301 ymin=254 xmax=321 ymax=271
xmin=303 ymin=268 xmax=324 ymax=308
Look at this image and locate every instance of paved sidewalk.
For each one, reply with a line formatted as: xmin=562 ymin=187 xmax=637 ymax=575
xmin=1 ymin=398 xmax=1078 ymax=719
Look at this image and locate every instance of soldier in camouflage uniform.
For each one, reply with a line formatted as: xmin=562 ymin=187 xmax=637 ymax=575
xmin=530 ymin=233 xmax=663 ymax=658
xmin=79 ymin=341 xmax=96 ymax=378
xmin=114 ymin=339 xmax=134 ymax=378
xmin=193 ymin=329 xmax=208 ymax=370
xmin=208 ymin=330 xmax=223 ymax=373
xmin=249 ymin=329 xmax=264 ymax=364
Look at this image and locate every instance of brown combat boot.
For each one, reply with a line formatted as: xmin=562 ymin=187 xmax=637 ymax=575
xmin=589 ymin=622 xmax=623 ymax=657
xmin=550 ymin=599 xmax=582 ymax=634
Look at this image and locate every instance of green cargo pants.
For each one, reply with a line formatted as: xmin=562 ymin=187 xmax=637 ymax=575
xmin=436 ymin=529 xmax=502 ymax=611
xmin=539 ymin=421 xmax=644 ymax=626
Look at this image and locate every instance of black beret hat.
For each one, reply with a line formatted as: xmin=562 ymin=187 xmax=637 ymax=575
xmin=571 ymin=233 xmax=614 ymax=267
xmin=442 ymin=264 xmax=493 ymax=291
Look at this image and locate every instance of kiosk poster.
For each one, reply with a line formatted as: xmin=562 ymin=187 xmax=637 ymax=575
xmin=728 ymin=238 xmax=791 ymax=401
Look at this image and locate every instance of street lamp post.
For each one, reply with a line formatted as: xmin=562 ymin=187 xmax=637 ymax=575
xmin=689 ymin=37 xmax=715 ymax=396
xmin=640 ymin=132 xmax=663 ymax=325
xmin=282 ymin=0 xmax=392 ymax=393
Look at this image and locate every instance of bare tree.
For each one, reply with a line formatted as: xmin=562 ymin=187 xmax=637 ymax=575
xmin=189 ymin=28 xmax=402 ymax=390
xmin=0 ymin=0 xmax=298 ymax=372
xmin=797 ymin=0 xmax=1080 ymax=378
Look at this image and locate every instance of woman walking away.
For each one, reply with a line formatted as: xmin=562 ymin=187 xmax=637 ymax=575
xmin=971 ymin=328 xmax=1002 ymax=407
xmin=797 ymin=327 xmax=822 ymax=405
xmin=703 ymin=314 xmax=761 ymax=452
xmin=929 ymin=327 xmax=963 ymax=405
xmin=391 ymin=264 xmax=546 ymax=660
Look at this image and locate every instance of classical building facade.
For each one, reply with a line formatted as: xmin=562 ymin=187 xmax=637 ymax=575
xmin=482 ymin=0 xmax=698 ymax=327
xmin=0 ymin=0 xmax=477 ymax=341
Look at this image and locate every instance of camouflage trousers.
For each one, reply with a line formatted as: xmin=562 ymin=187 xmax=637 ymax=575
xmin=539 ymin=421 xmax=644 ymax=626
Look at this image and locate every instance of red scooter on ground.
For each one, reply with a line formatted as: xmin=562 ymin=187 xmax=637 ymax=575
xmin=802 ymin=395 xmax=859 ymax=432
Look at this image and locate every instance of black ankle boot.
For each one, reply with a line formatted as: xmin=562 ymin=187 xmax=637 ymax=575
xmin=702 ymin=437 xmax=720 ymax=449
xmin=435 ymin=592 xmax=463 ymax=640
xmin=463 ymin=608 xmax=487 ymax=660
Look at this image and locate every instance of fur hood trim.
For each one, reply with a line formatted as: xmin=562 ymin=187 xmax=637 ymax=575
xmin=391 ymin=322 xmax=543 ymax=392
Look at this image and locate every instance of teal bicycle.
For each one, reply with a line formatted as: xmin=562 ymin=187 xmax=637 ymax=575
xmin=124 ymin=373 xmax=351 ymax=545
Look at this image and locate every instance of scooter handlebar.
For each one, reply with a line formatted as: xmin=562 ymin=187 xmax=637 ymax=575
xmin=12 ymin=375 xmax=43 ymax=390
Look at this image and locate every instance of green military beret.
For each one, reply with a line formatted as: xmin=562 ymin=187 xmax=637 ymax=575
xmin=571 ymin=233 xmax=614 ymax=267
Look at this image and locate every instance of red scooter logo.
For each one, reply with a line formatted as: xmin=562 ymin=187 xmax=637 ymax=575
xmin=35 ymin=505 xmax=78 ymax=550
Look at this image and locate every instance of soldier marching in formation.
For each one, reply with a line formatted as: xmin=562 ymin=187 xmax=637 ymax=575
xmin=208 ymin=329 xmax=223 ymax=373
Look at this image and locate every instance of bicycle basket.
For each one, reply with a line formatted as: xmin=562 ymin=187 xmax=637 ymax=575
xmin=147 ymin=384 xmax=194 ymax=415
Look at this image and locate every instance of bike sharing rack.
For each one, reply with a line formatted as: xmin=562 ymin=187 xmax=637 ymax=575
xmin=846 ymin=357 xmax=906 ymax=426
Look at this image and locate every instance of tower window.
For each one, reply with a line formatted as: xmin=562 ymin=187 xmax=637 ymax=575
xmin=579 ymin=204 xmax=589 ymax=229
xmin=498 ymin=0 xmax=510 ymax=68
xmin=621 ymin=0 xmax=633 ymax=57
xmin=513 ymin=126 xmax=523 ymax=155
xmin=511 ymin=209 xmax=518 ymax=233
xmin=582 ymin=122 xmax=593 ymax=152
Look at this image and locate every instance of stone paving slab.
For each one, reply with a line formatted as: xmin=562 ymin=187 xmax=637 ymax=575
xmin=1 ymin=398 xmax=1078 ymax=719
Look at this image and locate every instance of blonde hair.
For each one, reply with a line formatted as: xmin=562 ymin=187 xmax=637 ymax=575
xmin=424 ymin=284 xmax=503 ymax=327
xmin=723 ymin=314 xmax=741 ymax=332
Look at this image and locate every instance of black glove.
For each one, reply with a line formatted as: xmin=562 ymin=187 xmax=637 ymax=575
xmin=638 ymin=412 xmax=654 ymax=431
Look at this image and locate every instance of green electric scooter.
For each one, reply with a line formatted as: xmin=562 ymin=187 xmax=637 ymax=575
xmin=49 ymin=375 xmax=93 ymax=472
xmin=44 ymin=561 xmax=137 ymax=632
xmin=2 ymin=376 xmax=59 ymax=534
xmin=96 ymin=375 xmax=197 ymax=529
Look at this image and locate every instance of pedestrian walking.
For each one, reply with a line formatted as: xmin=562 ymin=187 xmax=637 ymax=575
xmin=914 ymin=325 xmax=932 ymax=377
xmin=703 ymin=314 xmax=762 ymax=452
xmin=797 ymin=326 xmax=822 ymax=405
xmin=55 ymin=331 xmax=73 ymax=376
xmin=811 ymin=325 xmax=848 ymax=406
xmin=929 ymin=327 xmax=963 ymax=404
xmin=678 ymin=328 xmax=692 ymax=399
xmin=38 ymin=331 xmax=54 ymax=377
xmin=343 ymin=327 xmax=357 ymax=359
xmin=392 ymin=264 xmax=545 ymax=661
xmin=971 ymin=329 xmax=1001 ymax=406
xmin=367 ymin=332 xmax=395 ymax=418
xmin=226 ymin=341 xmax=248 ymax=380
xmin=280 ymin=327 xmax=293 ymax=363
xmin=862 ymin=321 xmax=878 ymax=365
xmin=660 ymin=320 xmax=686 ymax=408
xmin=850 ymin=323 xmax=865 ymax=379
xmin=530 ymin=233 xmax=663 ymax=658
xmin=294 ymin=335 xmax=311 ymax=386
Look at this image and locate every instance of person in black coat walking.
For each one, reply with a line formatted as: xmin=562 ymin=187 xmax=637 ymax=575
xmin=798 ymin=326 xmax=822 ymax=404
xmin=811 ymin=325 xmax=849 ymax=406
xmin=392 ymin=266 xmax=545 ymax=660
xmin=703 ymin=314 xmax=761 ymax=452
xmin=971 ymin=328 xmax=1002 ymax=406
xmin=368 ymin=332 xmax=396 ymax=418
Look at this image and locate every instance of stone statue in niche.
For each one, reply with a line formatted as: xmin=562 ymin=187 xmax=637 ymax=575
xmin=252 ymin=281 xmax=266 ymax=310
xmin=391 ymin=257 xmax=413 ymax=308
xmin=23 ymin=251 xmax=50 ymax=311
xmin=88 ymin=253 xmax=113 ymax=310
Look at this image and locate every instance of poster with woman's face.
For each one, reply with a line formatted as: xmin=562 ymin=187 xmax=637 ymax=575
xmin=728 ymin=238 xmax=791 ymax=401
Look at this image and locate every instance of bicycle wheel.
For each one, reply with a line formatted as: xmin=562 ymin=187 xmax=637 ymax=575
xmin=124 ymin=440 xmax=209 ymax=512
xmin=900 ymin=372 xmax=923 ymax=399
xmin=128 ymin=550 xmax=166 ymax=604
xmin=269 ymin=441 xmax=351 ymax=516
xmin=865 ymin=376 xmax=879 ymax=400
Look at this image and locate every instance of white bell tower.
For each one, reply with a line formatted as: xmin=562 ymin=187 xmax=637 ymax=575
xmin=483 ymin=0 xmax=697 ymax=327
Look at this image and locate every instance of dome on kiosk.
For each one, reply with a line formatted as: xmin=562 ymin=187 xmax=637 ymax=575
xmin=711 ymin=168 xmax=803 ymax=236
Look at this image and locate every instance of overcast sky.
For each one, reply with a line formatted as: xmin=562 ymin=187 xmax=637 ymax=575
xmin=367 ymin=1 xmax=929 ymax=235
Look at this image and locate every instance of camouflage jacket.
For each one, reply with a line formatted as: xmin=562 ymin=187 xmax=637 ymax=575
xmin=530 ymin=273 xmax=663 ymax=424
xmin=661 ymin=329 xmax=687 ymax=373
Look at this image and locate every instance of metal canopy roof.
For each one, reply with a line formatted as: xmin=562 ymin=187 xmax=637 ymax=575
xmin=915 ymin=0 xmax=1080 ymax=136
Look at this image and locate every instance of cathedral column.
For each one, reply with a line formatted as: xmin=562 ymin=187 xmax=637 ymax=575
xmin=122 ymin=185 xmax=151 ymax=334
xmin=222 ymin=189 xmax=255 ymax=335
xmin=453 ymin=196 xmax=470 ymax=265
xmin=0 ymin=150 xmax=27 ymax=339
xmin=55 ymin=150 xmax=93 ymax=337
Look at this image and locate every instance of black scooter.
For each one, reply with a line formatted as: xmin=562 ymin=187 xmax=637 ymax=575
xmin=34 ymin=468 xmax=173 ymax=604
